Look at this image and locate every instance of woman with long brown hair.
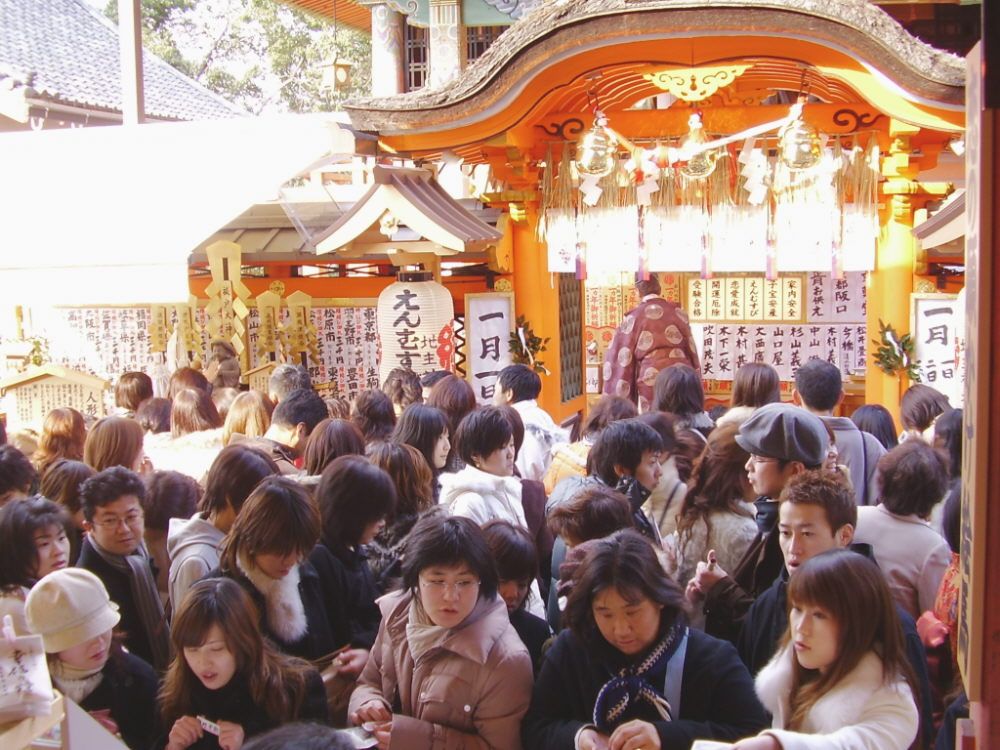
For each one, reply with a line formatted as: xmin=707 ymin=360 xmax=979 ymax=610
xmin=426 ymin=374 xmax=476 ymax=472
xmin=221 ymin=391 xmax=274 ymax=447
xmin=159 ymin=578 xmax=327 ymax=750
xmin=302 ymin=417 xmax=365 ymax=476
xmin=734 ymin=549 xmax=919 ymax=750
xmin=366 ymin=441 xmax=435 ymax=592
xmin=84 ymin=415 xmax=150 ymax=474
xmin=715 ymin=363 xmax=782 ymax=430
xmin=33 ymin=407 xmax=87 ymax=475
xmin=212 ymin=476 xmax=338 ymax=661
xmin=667 ymin=423 xmax=757 ymax=596
xmin=145 ymin=388 xmax=224 ymax=481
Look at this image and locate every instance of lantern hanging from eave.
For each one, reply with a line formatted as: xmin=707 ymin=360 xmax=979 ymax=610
xmin=376 ymin=269 xmax=455 ymax=386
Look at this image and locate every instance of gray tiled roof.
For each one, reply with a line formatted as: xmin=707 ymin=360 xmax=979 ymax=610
xmin=0 ymin=0 xmax=245 ymax=120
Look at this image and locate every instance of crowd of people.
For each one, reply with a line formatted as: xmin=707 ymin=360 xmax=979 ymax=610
xmin=0 ymin=356 xmax=966 ymax=750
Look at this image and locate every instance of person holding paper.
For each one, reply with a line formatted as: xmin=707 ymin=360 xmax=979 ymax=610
xmin=348 ymin=514 xmax=533 ymax=749
xmin=159 ymin=578 xmax=327 ymax=750
xmin=26 ymin=567 xmax=158 ymax=750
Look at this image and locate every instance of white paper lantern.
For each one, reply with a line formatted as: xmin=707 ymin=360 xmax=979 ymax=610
xmin=376 ymin=270 xmax=455 ymax=385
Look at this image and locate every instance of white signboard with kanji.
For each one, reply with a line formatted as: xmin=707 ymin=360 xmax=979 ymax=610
xmin=911 ymin=293 xmax=962 ymax=408
xmin=465 ymin=293 xmax=515 ymax=405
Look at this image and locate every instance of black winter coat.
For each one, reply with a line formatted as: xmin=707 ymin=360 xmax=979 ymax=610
xmin=78 ymin=537 xmax=160 ymax=667
xmin=702 ymin=498 xmax=783 ymax=644
xmin=80 ymin=650 xmax=158 ymax=750
xmin=155 ymin=670 xmax=328 ymax=750
xmin=206 ymin=561 xmax=338 ymax=661
xmin=367 ymin=514 xmax=418 ymax=595
xmin=309 ymin=539 xmax=381 ymax=649
xmin=510 ymin=606 xmax=551 ymax=674
xmin=522 ymin=628 xmax=768 ymax=750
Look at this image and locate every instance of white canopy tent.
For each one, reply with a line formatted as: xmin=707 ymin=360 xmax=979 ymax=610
xmin=0 ymin=114 xmax=357 ymax=305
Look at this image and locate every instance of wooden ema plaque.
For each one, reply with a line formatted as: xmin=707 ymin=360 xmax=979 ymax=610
xmin=244 ymin=362 xmax=278 ymax=394
xmin=0 ymin=365 xmax=108 ymax=431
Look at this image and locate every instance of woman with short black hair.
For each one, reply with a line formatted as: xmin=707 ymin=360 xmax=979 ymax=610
xmin=0 ymin=496 xmax=71 ymax=634
xmin=482 ymin=520 xmax=551 ymax=671
xmin=850 ymin=404 xmax=899 ymax=452
xmin=310 ymin=455 xmax=396 ymax=655
xmin=522 ymin=530 xmax=767 ymax=750
xmin=440 ymin=407 xmax=526 ymax=527
xmin=348 ymin=514 xmax=533 ymax=749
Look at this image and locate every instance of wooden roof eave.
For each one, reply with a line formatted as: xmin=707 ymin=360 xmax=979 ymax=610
xmin=914 ymin=190 xmax=967 ymax=250
xmin=313 ymin=166 xmax=502 ymax=256
xmin=344 ymin=0 xmax=965 ymax=153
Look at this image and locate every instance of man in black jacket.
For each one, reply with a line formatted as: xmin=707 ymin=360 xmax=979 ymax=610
xmin=250 ymin=388 xmax=327 ymax=475
xmin=737 ymin=470 xmax=935 ymax=747
xmin=685 ymin=403 xmax=829 ymax=643
xmin=78 ymin=467 xmax=170 ymax=670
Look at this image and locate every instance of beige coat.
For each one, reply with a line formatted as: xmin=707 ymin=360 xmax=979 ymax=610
xmin=854 ymin=504 xmax=951 ymax=619
xmin=349 ymin=589 xmax=533 ymax=749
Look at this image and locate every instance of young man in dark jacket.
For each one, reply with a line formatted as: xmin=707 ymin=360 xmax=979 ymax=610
xmin=737 ymin=470 xmax=935 ymax=747
xmin=685 ymin=402 xmax=828 ymax=644
xmin=250 ymin=388 xmax=327 ymax=474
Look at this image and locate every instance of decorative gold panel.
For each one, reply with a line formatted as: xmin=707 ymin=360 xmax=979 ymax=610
xmin=643 ymin=65 xmax=752 ymax=102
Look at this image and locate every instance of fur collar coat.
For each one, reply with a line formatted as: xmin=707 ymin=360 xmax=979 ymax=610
xmin=754 ymin=645 xmax=919 ymax=750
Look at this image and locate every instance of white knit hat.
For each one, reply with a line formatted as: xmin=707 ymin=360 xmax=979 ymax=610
xmin=25 ymin=568 xmax=121 ymax=653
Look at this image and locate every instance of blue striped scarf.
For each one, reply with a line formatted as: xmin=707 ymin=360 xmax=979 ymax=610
xmin=593 ymin=619 xmax=686 ymax=733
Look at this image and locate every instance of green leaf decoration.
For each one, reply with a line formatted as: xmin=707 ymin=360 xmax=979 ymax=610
xmin=871 ymin=319 xmax=921 ymax=382
xmin=509 ymin=315 xmax=551 ymax=375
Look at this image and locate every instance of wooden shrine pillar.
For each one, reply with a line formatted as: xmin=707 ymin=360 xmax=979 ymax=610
xmin=368 ymin=3 xmax=405 ymax=97
xmin=867 ymin=119 xmax=951 ymax=426
xmin=511 ymin=206 xmax=563 ymax=419
xmin=960 ymin=39 xmax=1000 ymax=750
xmin=428 ymin=0 xmax=464 ymax=89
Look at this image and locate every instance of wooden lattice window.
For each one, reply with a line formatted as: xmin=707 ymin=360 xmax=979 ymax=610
xmin=466 ymin=26 xmax=505 ymax=64
xmin=558 ymin=273 xmax=583 ymax=402
xmin=405 ymin=24 xmax=429 ymax=92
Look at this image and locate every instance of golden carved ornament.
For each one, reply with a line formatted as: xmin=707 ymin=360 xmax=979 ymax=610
xmin=644 ymin=65 xmax=752 ymax=102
